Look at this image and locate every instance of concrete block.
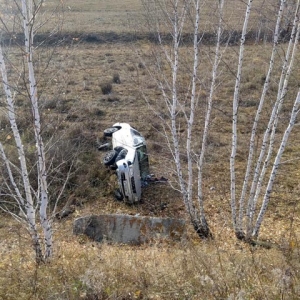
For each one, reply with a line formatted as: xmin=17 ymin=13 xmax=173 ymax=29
xmin=73 ymin=214 xmax=186 ymax=244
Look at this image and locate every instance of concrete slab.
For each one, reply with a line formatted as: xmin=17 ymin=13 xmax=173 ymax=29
xmin=73 ymin=214 xmax=186 ymax=244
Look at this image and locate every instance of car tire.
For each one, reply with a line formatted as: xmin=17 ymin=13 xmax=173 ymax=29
xmin=114 ymin=146 xmax=124 ymax=153
xmin=115 ymin=148 xmax=128 ymax=163
xmin=103 ymin=149 xmax=118 ymax=166
xmin=104 ymin=127 xmax=120 ymax=137
xmin=114 ymin=189 xmax=124 ymax=201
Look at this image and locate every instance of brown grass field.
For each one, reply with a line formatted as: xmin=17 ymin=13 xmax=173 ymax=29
xmin=0 ymin=0 xmax=300 ymax=299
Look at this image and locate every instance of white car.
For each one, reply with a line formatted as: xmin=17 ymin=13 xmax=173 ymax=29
xmin=102 ymin=123 xmax=150 ymax=203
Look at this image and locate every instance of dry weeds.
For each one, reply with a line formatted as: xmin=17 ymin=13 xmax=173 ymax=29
xmin=0 ymin=0 xmax=300 ymax=299
xmin=0 ymin=39 xmax=299 ymax=298
xmin=0 ymin=216 xmax=299 ymax=299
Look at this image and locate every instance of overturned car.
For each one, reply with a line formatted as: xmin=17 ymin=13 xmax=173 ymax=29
xmin=102 ymin=123 xmax=150 ymax=203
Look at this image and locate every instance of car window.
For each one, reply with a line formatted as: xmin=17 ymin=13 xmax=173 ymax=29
xmin=130 ymin=128 xmax=142 ymax=137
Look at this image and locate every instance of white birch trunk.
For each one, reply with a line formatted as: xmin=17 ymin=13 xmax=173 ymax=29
xmin=196 ymin=0 xmax=224 ymax=235
xmin=21 ymin=0 xmax=52 ymax=259
xmin=0 ymin=40 xmax=43 ymax=262
xmin=0 ymin=0 xmax=54 ymax=262
xmin=169 ymin=1 xmax=196 ymax=217
xmin=140 ymin=0 xmax=213 ymax=238
xmin=183 ymin=0 xmax=211 ymax=237
xmin=237 ymin=0 xmax=286 ymax=238
xmin=230 ymin=0 xmax=253 ymax=238
xmin=245 ymin=1 xmax=300 ymax=238
xmin=186 ymin=0 xmax=199 ymax=217
xmin=252 ymin=90 xmax=300 ymax=237
xmin=185 ymin=0 xmax=200 ymax=228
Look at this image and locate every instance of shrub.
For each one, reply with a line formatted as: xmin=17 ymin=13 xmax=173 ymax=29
xmin=93 ymin=108 xmax=106 ymax=117
xmin=138 ymin=62 xmax=145 ymax=69
xmin=128 ymin=65 xmax=135 ymax=72
xmin=101 ymin=82 xmax=112 ymax=95
xmin=43 ymin=99 xmax=57 ymax=110
xmin=112 ymin=73 xmax=121 ymax=84
xmin=107 ymin=96 xmax=120 ymax=102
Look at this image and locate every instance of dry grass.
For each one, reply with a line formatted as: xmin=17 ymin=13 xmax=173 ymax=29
xmin=47 ymin=0 xmax=280 ymax=36
xmin=0 ymin=0 xmax=281 ymax=35
xmin=0 ymin=0 xmax=300 ymax=299
xmin=0 ymin=40 xmax=299 ymax=298
xmin=0 ymin=217 xmax=299 ymax=300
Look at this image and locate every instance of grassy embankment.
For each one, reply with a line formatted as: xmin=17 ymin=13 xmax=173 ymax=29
xmin=0 ymin=0 xmax=299 ymax=299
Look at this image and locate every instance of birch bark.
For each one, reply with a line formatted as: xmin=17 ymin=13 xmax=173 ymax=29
xmin=140 ymin=0 xmax=226 ymax=239
xmin=231 ymin=0 xmax=300 ymax=241
xmin=253 ymin=90 xmax=300 ymax=237
xmin=0 ymin=0 xmax=53 ymax=262
xmin=0 ymin=39 xmax=43 ymax=263
xmin=245 ymin=1 xmax=300 ymax=238
xmin=21 ymin=0 xmax=53 ymax=260
xmin=230 ymin=0 xmax=253 ymax=238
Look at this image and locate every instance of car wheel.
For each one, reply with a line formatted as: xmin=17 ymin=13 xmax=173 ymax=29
xmin=114 ymin=189 xmax=124 ymax=201
xmin=115 ymin=149 xmax=128 ymax=163
xmin=103 ymin=150 xmax=118 ymax=166
xmin=114 ymin=146 xmax=124 ymax=153
xmin=104 ymin=127 xmax=120 ymax=137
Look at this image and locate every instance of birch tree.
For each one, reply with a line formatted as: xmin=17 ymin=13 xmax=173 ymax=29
xmin=141 ymin=0 xmax=226 ymax=238
xmin=230 ymin=0 xmax=300 ymax=241
xmin=141 ymin=0 xmax=300 ymax=242
xmin=0 ymin=0 xmax=65 ymax=263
